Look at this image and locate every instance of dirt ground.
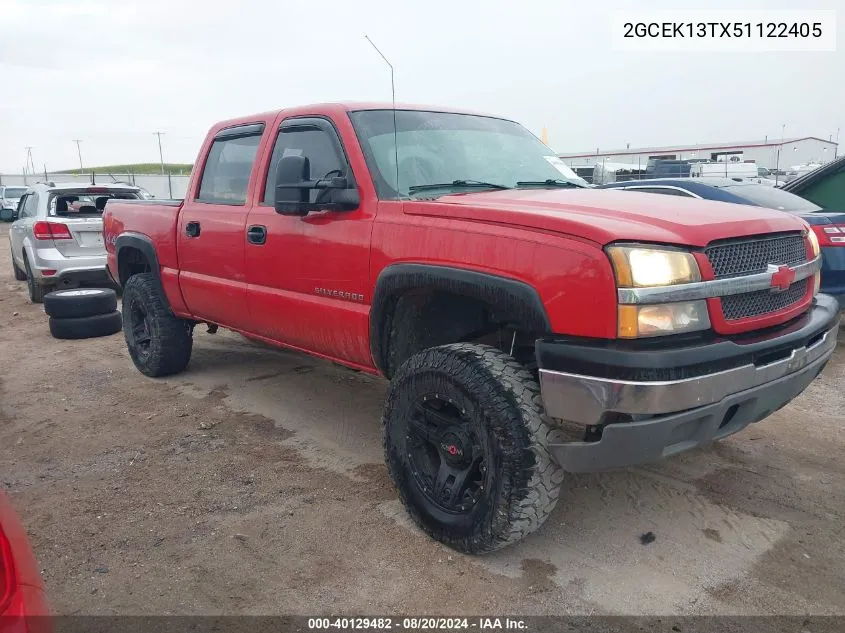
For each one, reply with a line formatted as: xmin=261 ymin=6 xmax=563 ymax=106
xmin=1 ymin=223 xmax=844 ymax=616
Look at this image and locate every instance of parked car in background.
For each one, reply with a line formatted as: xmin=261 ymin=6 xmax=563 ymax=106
xmin=598 ymin=178 xmax=845 ymax=304
xmin=0 ymin=185 xmax=29 ymax=222
xmin=782 ymin=155 xmax=845 ymax=209
xmin=645 ymin=158 xmax=691 ymax=178
xmin=591 ymin=161 xmax=646 ymax=184
xmin=0 ymin=491 xmax=50 ymax=631
xmin=690 ymin=162 xmax=758 ymax=180
xmin=8 ymin=182 xmax=143 ymax=302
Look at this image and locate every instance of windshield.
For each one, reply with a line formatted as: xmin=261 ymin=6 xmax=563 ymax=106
xmin=723 ymin=184 xmax=822 ymax=212
xmin=2 ymin=187 xmax=27 ymax=199
xmin=349 ymin=110 xmax=587 ymax=199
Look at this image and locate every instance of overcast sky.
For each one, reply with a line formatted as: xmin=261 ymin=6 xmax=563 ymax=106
xmin=0 ymin=0 xmax=842 ymax=173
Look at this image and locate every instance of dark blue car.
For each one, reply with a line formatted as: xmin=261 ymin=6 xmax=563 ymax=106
xmin=598 ymin=178 xmax=845 ymax=303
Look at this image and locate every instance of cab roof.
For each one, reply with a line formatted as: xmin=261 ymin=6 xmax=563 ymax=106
xmin=211 ymin=102 xmax=508 ymax=132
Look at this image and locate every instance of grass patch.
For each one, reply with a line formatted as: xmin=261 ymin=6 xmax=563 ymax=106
xmin=56 ymin=163 xmax=193 ymax=175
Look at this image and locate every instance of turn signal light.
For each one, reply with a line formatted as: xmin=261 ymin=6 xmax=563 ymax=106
xmin=32 ymin=221 xmax=73 ymax=240
xmin=618 ymin=300 xmax=710 ymax=338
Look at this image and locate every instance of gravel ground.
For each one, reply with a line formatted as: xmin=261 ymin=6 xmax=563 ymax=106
xmin=1 ymin=224 xmax=844 ymax=616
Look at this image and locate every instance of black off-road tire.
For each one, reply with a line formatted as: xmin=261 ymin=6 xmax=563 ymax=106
xmin=11 ymin=249 xmax=26 ymax=281
xmin=23 ymin=256 xmax=48 ymax=303
xmin=44 ymin=288 xmax=118 ymax=319
xmin=49 ymin=311 xmax=122 ymax=339
xmin=122 ymin=273 xmax=192 ymax=377
xmin=383 ymin=343 xmax=564 ymax=554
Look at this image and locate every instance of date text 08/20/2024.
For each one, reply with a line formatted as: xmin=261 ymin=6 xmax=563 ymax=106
xmin=307 ymin=617 xmax=527 ymax=630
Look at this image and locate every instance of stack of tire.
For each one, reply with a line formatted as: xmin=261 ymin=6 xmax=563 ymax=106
xmin=44 ymin=289 xmax=123 ymax=340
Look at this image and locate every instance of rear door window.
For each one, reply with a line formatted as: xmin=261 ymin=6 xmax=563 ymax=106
xmin=197 ymin=133 xmax=263 ymax=205
xmin=20 ymin=193 xmax=38 ymax=218
xmin=721 ymin=184 xmax=822 ymax=211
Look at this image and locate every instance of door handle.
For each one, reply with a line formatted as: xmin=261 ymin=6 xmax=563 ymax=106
xmin=185 ymin=221 xmax=201 ymax=238
xmin=247 ymin=225 xmax=267 ymax=245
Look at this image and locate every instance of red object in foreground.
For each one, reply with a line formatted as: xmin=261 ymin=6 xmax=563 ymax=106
xmin=0 ymin=492 xmax=50 ymax=633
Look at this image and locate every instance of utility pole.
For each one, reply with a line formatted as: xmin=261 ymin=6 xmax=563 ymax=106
xmin=836 ymin=128 xmax=840 ymax=159
xmin=24 ymin=147 xmax=35 ymax=175
xmin=775 ymin=124 xmax=786 ymax=185
xmin=153 ymin=131 xmax=166 ymax=174
xmin=73 ymin=139 xmax=84 ymax=173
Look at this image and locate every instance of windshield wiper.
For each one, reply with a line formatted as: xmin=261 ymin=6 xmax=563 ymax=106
xmin=516 ymin=179 xmax=584 ymax=188
xmin=408 ymin=179 xmax=511 ymax=194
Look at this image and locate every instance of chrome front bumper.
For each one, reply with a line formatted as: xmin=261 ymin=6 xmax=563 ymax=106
xmin=539 ymin=324 xmax=837 ymax=427
xmin=536 ymin=294 xmax=840 ymax=472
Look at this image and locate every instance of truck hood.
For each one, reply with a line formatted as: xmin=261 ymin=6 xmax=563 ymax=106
xmin=404 ymin=188 xmax=807 ymax=247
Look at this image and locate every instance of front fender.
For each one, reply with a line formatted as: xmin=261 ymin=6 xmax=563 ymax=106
xmin=369 ymin=263 xmax=551 ymax=375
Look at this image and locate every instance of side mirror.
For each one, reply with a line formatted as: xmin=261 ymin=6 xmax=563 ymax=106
xmin=274 ymin=155 xmax=311 ymax=215
xmin=0 ymin=208 xmax=13 ymax=222
xmin=275 ymin=155 xmax=360 ymax=216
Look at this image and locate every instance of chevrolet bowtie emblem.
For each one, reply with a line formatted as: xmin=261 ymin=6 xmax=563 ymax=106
xmin=768 ymin=264 xmax=796 ymax=292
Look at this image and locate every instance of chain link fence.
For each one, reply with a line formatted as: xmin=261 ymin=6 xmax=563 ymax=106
xmin=0 ymin=172 xmax=191 ymax=199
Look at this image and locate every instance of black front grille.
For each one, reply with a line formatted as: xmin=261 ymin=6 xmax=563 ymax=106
xmin=721 ymin=279 xmax=809 ymax=321
xmin=706 ymin=233 xmax=809 ymax=321
xmin=705 ymin=233 xmax=806 ymax=279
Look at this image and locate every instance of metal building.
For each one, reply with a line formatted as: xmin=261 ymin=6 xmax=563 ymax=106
xmin=559 ymin=137 xmax=838 ymax=172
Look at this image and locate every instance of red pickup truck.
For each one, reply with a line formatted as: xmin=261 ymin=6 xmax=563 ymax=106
xmin=103 ymin=103 xmax=839 ymax=553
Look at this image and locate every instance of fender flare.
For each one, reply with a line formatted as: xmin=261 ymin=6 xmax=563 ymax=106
xmin=369 ymin=263 xmax=551 ymax=375
xmin=115 ymin=232 xmax=161 ymax=285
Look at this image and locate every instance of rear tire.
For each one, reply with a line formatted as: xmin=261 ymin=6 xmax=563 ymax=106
xmin=11 ymin=248 xmax=26 ymax=281
xmin=23 ymin=256 xmax=47 ymax=303
xmin=122 ymin=273 xmax=193 ymax=377
xmin=49 ymin=311 xmax=122 ymax=339
xmin=44 ymin=288 xmax=118 ymax=318
xmin=383 ymin=343 xmax=564 ymax=554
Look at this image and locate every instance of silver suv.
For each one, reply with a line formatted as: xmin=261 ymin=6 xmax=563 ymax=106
xmin=9 ymin=182 xmax=142 ymax=302
xmin=1 ymin=185 xmax=29 ymax=221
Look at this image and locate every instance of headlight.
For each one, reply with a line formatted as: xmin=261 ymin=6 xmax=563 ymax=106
xmin=608 ymin=245 xmax=708 ymax=338
xmin=607 ymin=245 xmax=701 ymax=287
xmin=807 ymin=228 xmax=820 ymax=258
xmin=618 ymin=301 xmax=710 ymax=338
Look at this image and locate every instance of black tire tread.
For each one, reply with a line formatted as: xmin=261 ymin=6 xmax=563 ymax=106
xmin=383 ymin=343 xmax=564 ymax=553
xmin=122 ymin=273 xmax=192 ymax=377
xmin=24 ymin=256 xmax=47 ymax=303
xmin=49 ymin=311 xmax=122 ymax=339
xmin=11 ymin=249 xmax=26 ymax=281
xmin=44 ymin=288 xmax=117 ymax=318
